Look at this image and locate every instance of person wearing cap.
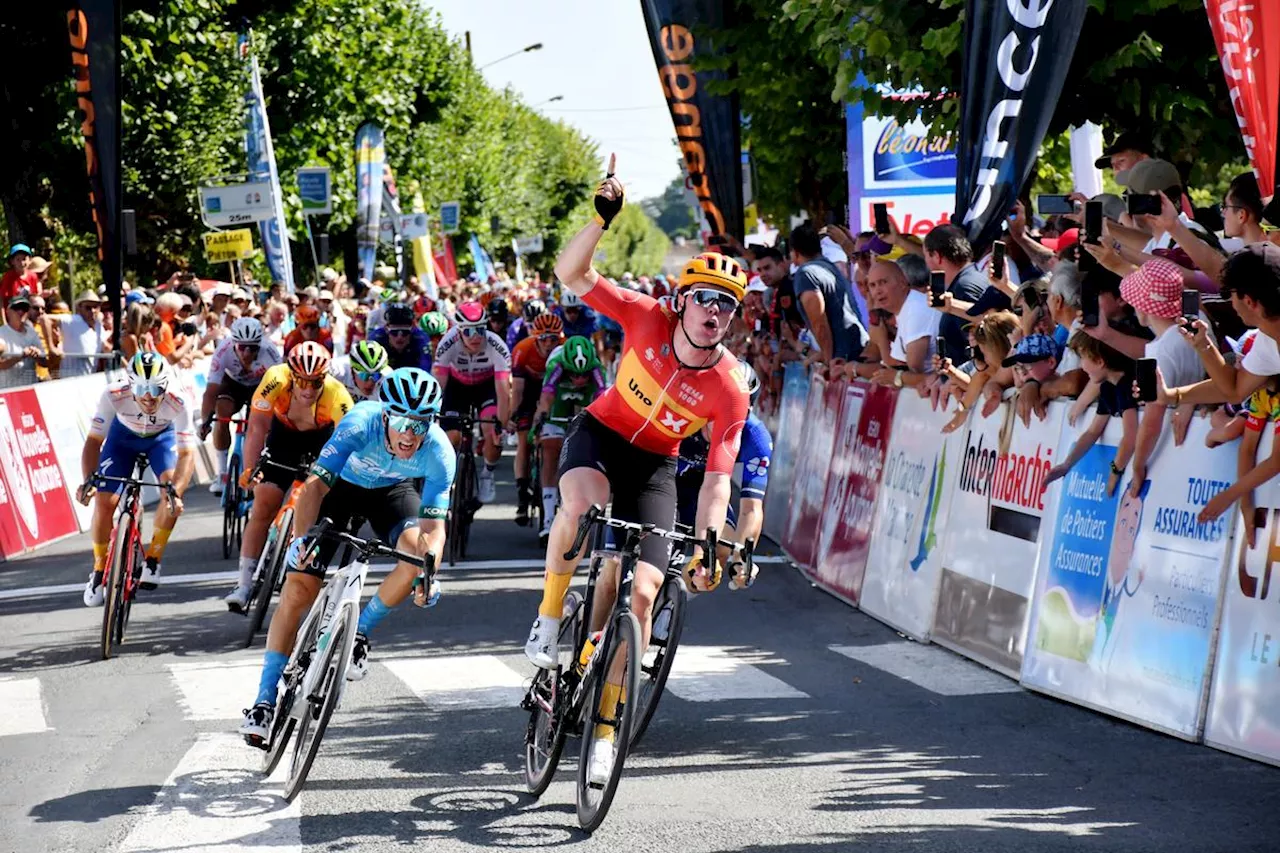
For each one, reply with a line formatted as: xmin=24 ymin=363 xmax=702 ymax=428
xmin=210 ymin=281 xmax=233 ymax=320
xmin=1090 ymin=159 xmax=1206 ymax=274
xmin=230 ymin=287 xmax=253 ymax=313
xmin=1 ymin=244 xmax=38 ymax=305
xmin=1143 ymin=172 xmax=1265 ymax=287
xmin=1002 ymin=333 xmax=1060 ymax=389
xmin=0 ymin=294 xmax=47 ymax=388
xmin=59 ymin=290 xmax=108 ymax=378
xmin=1094 ymin=131 xmax=1153 ymax=185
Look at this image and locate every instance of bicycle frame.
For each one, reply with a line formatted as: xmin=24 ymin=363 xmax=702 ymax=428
xmin=222 ymin=415 xmax=248 ymax=509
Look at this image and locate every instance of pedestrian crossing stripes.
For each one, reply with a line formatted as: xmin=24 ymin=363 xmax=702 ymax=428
xmin=383 ymin=654 xmax=529 ymax=710
xmin=664 ymin=646 xmax=810 ymax=702
xmin=117 ymin=733 xmax=301 ymax=853
xmin=168 ymin=660 xmax=262 ymax=721
xmin=828 ymin=643 xmax=1024 ymax=696
xmin=0 ymin=677 xmax=52 ymax=737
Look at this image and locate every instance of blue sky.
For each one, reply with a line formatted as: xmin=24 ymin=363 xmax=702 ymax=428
xmin=424 ymin=0 xmax=681 ymax=200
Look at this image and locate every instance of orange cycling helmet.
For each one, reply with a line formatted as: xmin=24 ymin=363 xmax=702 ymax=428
xmin=530 ymin=313 xmax=564 ymax=336
xmin=294 ymin=305 xmax=321 ymax=326
xmin=288 ymin=340 xmax=331 ymax=379
xmin=677 ymin=252 xmax=747 ymax=301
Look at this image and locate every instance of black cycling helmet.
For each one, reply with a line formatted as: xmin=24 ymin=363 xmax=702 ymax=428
xmin=737 ymin=357 xmax=761 ymax=405
xmin=522 ymin=299 xmax=547 ymax=322
xmin=487 ymin=298 xmax=510 ymax=322
xmin=384 ymin=302 xmax=414 ymax=328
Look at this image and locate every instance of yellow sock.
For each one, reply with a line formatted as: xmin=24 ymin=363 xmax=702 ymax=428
xmin=145 ymin=527 xmax=173 ymax=561
xmin=539 ymin=570 xmax=573 ymax=618
xmin=92 ymin=541 xmax=109 ymax=573
xmin=594 ymin=682 xmax=624 ymax=741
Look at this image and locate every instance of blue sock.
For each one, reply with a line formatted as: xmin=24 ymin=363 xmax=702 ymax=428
xmin=357 ymin=594 xmax=392 ymax=636
xmin=256 ymin=650 xmax=288 ymax=706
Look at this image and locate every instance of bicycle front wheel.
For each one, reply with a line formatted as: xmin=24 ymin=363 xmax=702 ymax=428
xmin=222 ymin=456 xmax=241 ymax=559
xmin=99 ymin=517 xmax=135 ymax=661
xmin=629 ymin=576 xmax=688 ymax=748
xmin=283 ymin=605 xmax=354 ymax=801
xmin=524 ymin=591 xmax=584 ymax=797
xmin=448 ymin=450 xmax=476 ymax=566
xmin=244 ymin=509 xmax=292 ymax=648
xmin=576 ymin=610 xmax=643 ymax=833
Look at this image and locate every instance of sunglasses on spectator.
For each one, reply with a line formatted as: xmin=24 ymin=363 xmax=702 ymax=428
xmin=461 ymin=326 xmax=486 ymax=338
xmin=292 ymin=375 xmax=323 ymax=390
xmin=354 ymin=370 xmax=382 ymax=383
xmin=688 ymin=288 xmax=740 ymax=313
xmin=387 ymin=414 xmax=432 ymax=435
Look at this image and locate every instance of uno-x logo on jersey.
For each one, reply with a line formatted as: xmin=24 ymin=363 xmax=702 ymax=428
xmin=616 ymin=350 xmax=707 ymax=440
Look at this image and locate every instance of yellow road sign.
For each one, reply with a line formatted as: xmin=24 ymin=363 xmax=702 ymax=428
xmin=203 ymin=229 xmax=256 ymax=263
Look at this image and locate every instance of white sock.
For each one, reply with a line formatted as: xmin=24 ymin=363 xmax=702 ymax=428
xmin=483 ymin=461 xmax=496 ymax=474
xmin=238 ymin=556 xmax=256 ymax=588
xmin=217 ymin=449 xmax=229 ymax=478
xmin=542 ymin=488 xmax=558 ymax=527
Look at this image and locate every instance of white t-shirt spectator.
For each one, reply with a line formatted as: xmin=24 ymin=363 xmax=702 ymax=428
xmin=1146 ymin=325 xmax=1204 ymax=388
xmin=889 ymin=289 xmax=941 ymax=367
xmin=1142 ymin=213 xmax=1208 ymax=254
xmin=1059 ymin=319 xmax=1083 ymax=374
xmin=1242 ymin=331 xmax=1280 ymax=377
xmin=0 ymin=321 xmax=45 ymax=388
xmin=58 ymin=313 xmax=105 ymax=377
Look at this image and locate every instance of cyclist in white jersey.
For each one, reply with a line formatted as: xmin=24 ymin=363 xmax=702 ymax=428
xmin=77 ymin=353 xmax=196 ymax=604
xmin=431 ymin=301 xmax=511 ymax=504
xmin=200 ymin=317 xmax=281 ymax=494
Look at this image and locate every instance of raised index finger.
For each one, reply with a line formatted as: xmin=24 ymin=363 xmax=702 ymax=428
xmin=606 ymin=152 xmax=616 ymax=177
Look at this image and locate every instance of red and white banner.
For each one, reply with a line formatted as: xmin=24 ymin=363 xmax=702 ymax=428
xmin=0 ymin=388 xmax=80 ymax=557
xmin=1206 ymin=0 xmax=1280 ymax=193
xmin=781 ymin=374 xmax=836 ymax=569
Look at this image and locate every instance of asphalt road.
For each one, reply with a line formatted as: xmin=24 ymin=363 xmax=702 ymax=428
xmin=0 ymin=457 xmax=1276 ymax=853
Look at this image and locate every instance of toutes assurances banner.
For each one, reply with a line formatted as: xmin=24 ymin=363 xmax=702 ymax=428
xmin=639 ymin=0 xmax=744 ymax=243
xmin=953 ymin=0 xmax=1088 ymax=252
xmin=1205 ymin=0 xmax=1280 ymax=195
xmin=68 ymin=1 xmax=122 ymax=346
xmin=354 ymin=122 xmax=386 ymax=285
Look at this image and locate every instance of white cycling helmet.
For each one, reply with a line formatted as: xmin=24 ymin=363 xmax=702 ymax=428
xmin=559 ymin=290 xmax=584 ymax=309
xmin=229 ymin=317 xmax=264 ymax=346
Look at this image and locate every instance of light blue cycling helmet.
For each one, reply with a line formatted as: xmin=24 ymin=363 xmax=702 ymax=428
xmin=378 ymin=367 xmax=442 ymax=418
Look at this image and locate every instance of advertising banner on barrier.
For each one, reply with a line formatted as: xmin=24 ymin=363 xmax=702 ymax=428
xmin=812 ymin=382 xmax=896 ymax=603
xmin=933 ymin=401 xmax=1064 ymax=677
xmin=0 ymin=388 xmax=80 ymax=558
xmin=34 ymin=373 xmax=110 ymax=531
xmin=763 ymin=363 xmax=809 ymax=546
xmin=782 ymin=374 xmax=835 ymax=569
xmin=1023 ymin=415 xmax=1236 ymax=739
xmin=859 ymin=393 xmax=959 ymax=641
xmin=1206 ymin=431 xmax=1280 ymax=765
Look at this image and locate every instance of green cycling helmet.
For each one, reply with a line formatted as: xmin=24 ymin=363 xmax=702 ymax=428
xmin=379 ymin=286 xmax=400 ymax=303
xmin=560 ymin=335 xmax=598 ymax=374
xmin=350 ymin=339 xmax=389 ymax=375
xmin=419 ymin=311 xmax=449 ymax=337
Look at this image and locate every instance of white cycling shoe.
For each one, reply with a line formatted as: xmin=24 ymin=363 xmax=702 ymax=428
xmin=240 ymin=702 xmax=273 ymax=747
xmin=523 ymin=615 xmax=560 ymax=669
xmin=140 ymin=559 xmax=161 ymax=591
xmin=83 ymin=573 xmax=104 ymax=607
xmin=209 ymin=478 xmax=224 ymax=496
xmin=477 ymin=472 xmax=496 ymax=504
xmin=588 ymin=737 xmax=616 ymax=786
xmin=224 ymin=585 xmax=252 ymax=614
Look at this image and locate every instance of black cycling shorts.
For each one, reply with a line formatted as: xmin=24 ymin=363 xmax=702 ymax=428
xmin=217 ymin=377 xmax=257 ymax=413
xmin=289 ymin=478 xmax=421 ymax=579
xmin=558 ymin=412 xmax=677 ymax=567
xmin=260 ymin=420 xmax=332 ymax=491
xmin=513 ymin=375 xmax=543 ymax=429
xmin=440 ymin=382 xmax=497 ymax=432
xmin=675 ymin=470 xmax=738 ymax=531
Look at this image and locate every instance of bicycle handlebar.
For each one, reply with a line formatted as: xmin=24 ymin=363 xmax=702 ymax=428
xmin=87 ymin=473 xmax=178 ymax=512
xmin=247 ymin=449 xmax=314 ymax=485
xmin=563 ymin=504 xmax=755 ymax=579
xmin=303 ymin=518 xmax=437 ymax=577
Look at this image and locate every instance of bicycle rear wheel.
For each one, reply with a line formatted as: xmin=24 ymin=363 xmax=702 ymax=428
xmin=524 ymin=591 xmax=583 ymax=797
xmin=629 ymin=575 xmax=688 ymax=748
xmin=244 ymin=509 xmax=292 ymax=648
xmin=448 ymin=450 xmax=476 ymax=566
xmin=222 ymin=455 xmax=242 ymax=559
xmin=576 ymin=610 xmax=643 ymax=832
xmin=99 ymin=517 xmax=135 ymax=660
xmin=283 ymin=605 xmax=354 ymax=801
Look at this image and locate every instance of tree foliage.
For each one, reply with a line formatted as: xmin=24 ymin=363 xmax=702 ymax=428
xmin=592 ymin=203 xmax=671 ymax=280
xmin=783 ymin=0 xmax=1243 ymax=189
xmin=641 ymin=174 xmax=698 ymax=240
xmin=2 ymin=0 xmax=601 ymax=284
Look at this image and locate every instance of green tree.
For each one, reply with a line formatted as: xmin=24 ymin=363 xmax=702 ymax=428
xmin=591 ymin=203 xmax=671 ymax=279
xmin=641 ymin=174 xmax=698 ymax=240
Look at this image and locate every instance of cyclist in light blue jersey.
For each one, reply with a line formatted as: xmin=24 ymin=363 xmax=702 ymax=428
xmin=240 ymin=368 xmax=455 ymax=747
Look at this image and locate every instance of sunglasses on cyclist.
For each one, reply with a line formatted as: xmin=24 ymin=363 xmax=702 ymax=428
xmin=461 ymin=326 xmax=486 ymax=338
xmin=131 ymin=380 xmax=166 ymax=399
xmin=354 ymin=370 xmax=382 ymax=383
xmin=536 ymin=333 xmax=562 ymax=344
xmin=387 ymin=327 xmax=412 ymax=337
xmin=235 ymin=343 xmax=260 ymax=354
xmin=688 ymin=288 xmax=740 ymax=313
xmin=387 ymin=414 xmax=432 ymax=435
xmin=292 ymin=375 xmax=323 ymax=390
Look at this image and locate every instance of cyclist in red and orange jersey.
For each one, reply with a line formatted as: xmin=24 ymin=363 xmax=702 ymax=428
xmin=523 ymin=155 xmax=751 ymax=786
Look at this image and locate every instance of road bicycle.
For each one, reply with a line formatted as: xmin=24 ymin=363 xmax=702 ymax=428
xmin=89 ymin=459 xmax=178 ymax=660
xmin=520 ymin=505 xmax=754 ymax=832
xmin=220 ymin=413 xmax=251 ymax=559
xmin=260 ymin=519 xmax=434 ymax=802
xmin=445 ymin=411 xmax=502 ymax=566
xmin=526 ymin=418 xmax=547 ymax=540
xmin=240 ymin=451 xmax=313 ymax=648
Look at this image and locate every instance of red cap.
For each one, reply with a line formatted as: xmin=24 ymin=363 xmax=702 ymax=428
xmin=1120 ymin=259 xmax=1184 ymax=320
xmin=1040 ymin=228 xmax=1079 ymax=253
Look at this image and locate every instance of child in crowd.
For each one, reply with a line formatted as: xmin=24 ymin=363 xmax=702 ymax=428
xmin=941 ymin=311 xmax=1019 ymax=434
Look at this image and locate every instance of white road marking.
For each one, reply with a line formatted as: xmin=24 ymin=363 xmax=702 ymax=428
xmin=665 ymin=646 xmax=809 ymax=702
xmin=168 ymin=660 xmax=262 ymax=721
xmin=829 ymin=643 xmax=1022 ymax=696
xmin=118 ymin=732 xmax=301 ymax=853
xmin=0 ymin=557 xmax=791 ymax=602
xmin=0 ymin=677 xmax=52 ymax=736
xmin=384 ymin=654 xmax=527 ymax=710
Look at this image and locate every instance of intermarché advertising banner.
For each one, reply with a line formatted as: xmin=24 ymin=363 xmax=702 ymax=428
xmin=858 ymin=392 xmax=960 ymax=642
xmin=1206 ymin=430 xmax=1280 ymax=766
xmin=762 ymin=362 xmax=809 ymax=547
xmin=932 ymin=400 xmax=1064 ymax=677
xmin=1023 ymin=415 xmax=1236 ymax=739
xmin=781 ymin=373 xmax=835 ymax=570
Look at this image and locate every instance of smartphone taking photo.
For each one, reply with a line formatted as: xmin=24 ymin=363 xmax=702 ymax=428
xmin=873 ymin=203 xmax=891 ymax=235
xmin=1037 ymin=194 xmax=1076 ymax=216
xmin=1181 ymin=289 xmax=1200 ymax=326
xmin=1127 ymin=193 xmax=1162 ymax=217
xmin=991 ymin=240 xmax=1006 ymax=280
xmin=1081 ymin=277 xmax=1100 ymax=327
xmin=1084 ymin=201 xmax=1102 ymax=244
xmin=1135 ymin=357 xmax=1158 ymax=403
xmin=930 ymin=271 xmax=946 ymax=308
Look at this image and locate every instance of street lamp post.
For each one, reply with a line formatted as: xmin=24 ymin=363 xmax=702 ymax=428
xmin=478 ymin=42 xmax=544 ymax=70
xmin=534 ymin=95 xmax=564 ymax=107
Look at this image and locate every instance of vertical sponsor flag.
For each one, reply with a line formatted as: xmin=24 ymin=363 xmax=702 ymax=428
xmin=953 ymin=0 xmax=1088 ymax=251
xmin=408 ymin=184 xmax=437 ymax=298
xmin=354 ymin=122 xmax=386 ymax=284
xmin=1205 ymin=0 xmax=1280 ymax=194
xmin=468 ymin=235 xmax=495 ymax=282
xmin=239 ymin=33 xmax=295 ymax=292
xmin=640 ymin=0 xmax=744 ymax=243
xmin=380 ymin=167 xmax=406 ymax=285
xmin=67 ymin=1 xmax=123 ymax=348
